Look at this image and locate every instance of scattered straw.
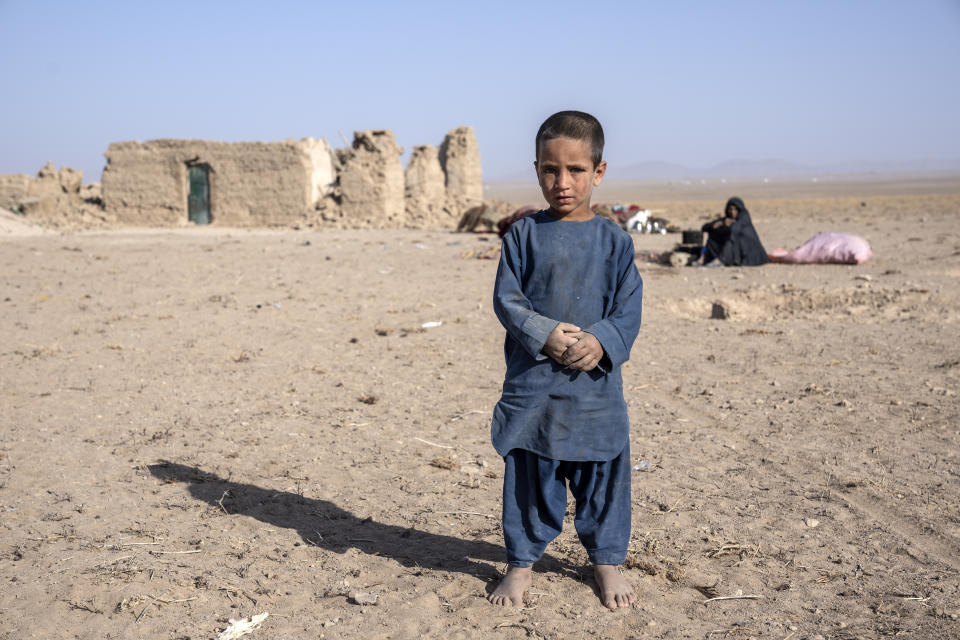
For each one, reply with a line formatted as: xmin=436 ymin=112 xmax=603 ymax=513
xmin=414 ymin=437 xmax=453 ymax=449
xmin=217 ymin=490 xmax=232 ymax=514
xmin=707 ymin=542 xmax=762 ymax=559
xmin=702 ymin=594 xmax=763 ymax=604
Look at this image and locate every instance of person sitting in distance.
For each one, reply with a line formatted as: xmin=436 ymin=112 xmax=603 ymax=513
xmin=701 ymin=197 xmax=769 ymax=266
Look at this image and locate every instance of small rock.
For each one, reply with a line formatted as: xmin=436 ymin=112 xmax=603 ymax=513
xmin=647 ymin=620 xmax=657 ymax=626
xmin=348 ymin=590 xmax=378 ymax=606
xmin=804 ymin=518 xmax=820 ymax=528
xmin=711 ymin=301 xmax=730 ymax=320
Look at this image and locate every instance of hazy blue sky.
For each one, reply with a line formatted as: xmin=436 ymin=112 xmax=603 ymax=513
xmin=1 ymin=1 xmax=958 ymax=181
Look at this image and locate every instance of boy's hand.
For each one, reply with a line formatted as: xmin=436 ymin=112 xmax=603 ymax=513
xmin=542 ymin=323 xmax=581 ymax=361
xmin=560 ymin=332 xmax=604 ymax=371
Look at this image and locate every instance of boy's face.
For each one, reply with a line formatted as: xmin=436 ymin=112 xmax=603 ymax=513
xmin=535 ymin=137 xmax=606 ymax=221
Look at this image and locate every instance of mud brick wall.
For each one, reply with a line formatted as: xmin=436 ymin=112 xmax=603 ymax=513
xmin=439 ymin=126 xmax=483 ymax=211
xmin=336 ymin=130 xmax=405 ymax=228
xmin=102 ymin=139 xmax=333 ymax=226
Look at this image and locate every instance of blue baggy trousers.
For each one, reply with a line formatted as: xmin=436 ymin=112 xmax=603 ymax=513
xmin=501 ymin=445 xmax=631 ymax=567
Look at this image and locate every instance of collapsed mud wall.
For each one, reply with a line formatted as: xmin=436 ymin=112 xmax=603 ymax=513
xmin=0 ymin=162 xmax=107 ymax=229
xmin=398 ymin=126 xmax=483 ymax=228
xmin=404 ymin=145 xmax=446 ymax=226
xmin=439 ymin=126 xmax=483 ymax=210
xmin=333 ymin=130 xmax=405 ymax=228
xmin=0 ymin=174 xmax=34 ymax=210
xmin=302 ymin=137 xmax=337 ymax=204
xmin=102 ymin=139 xmax=335 ymax=226
xmin=321 ymin=125 xmax=484 ymax=229
xmin=0 ymin=162 xmax=84 ymax=210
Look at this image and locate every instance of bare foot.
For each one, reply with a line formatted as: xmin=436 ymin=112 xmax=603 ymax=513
xmin=594 ymin=564 xmax=636 ymax=609
xmin=487 ymin=566 xmax=532 ymax=607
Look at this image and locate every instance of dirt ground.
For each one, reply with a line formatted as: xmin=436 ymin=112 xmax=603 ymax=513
xmin=1 ymin=183 xmax=959 ymax=639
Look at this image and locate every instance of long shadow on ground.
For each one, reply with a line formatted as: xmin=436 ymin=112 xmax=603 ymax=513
xmin=147 ymin=461 xmax=579 ymax=583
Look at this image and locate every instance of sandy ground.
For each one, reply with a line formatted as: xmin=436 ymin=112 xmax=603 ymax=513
xmin=1 ymin=185 xmax=959 ymax=639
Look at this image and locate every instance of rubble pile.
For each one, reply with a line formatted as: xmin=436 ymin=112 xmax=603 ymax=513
xmin=0 ymin=162 xmax=109 ymax=230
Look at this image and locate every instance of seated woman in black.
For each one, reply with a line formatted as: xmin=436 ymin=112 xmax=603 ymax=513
xmin=701 ymin=197 xmax=769 ymax=266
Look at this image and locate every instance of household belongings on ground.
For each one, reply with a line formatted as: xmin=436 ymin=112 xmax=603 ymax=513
xmin=634 ymin=248 xmax=691 ymax=266
xmin=768 ymin=232 xmax=872 ymax=264
xmin=593 ymin=203 xmax=675 ymax=234
xmin=659 ymin=229 xmax=705 ymax=267
xmin=456 ymin=201 xmax=678 ymax=237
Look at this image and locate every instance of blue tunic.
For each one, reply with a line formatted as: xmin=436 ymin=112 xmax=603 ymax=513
xmin=491 ymin=211 xmax=644 ymax=462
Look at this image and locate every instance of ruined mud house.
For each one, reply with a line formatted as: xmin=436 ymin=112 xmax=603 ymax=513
xmin=100 ymin=126 xmax=483 ymax=229
xmin=101 ymin=138 xmax=336 ymax=227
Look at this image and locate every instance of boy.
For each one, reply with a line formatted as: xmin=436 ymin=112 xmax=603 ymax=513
xmin=487 ymin=111 xmax=644 ymax=609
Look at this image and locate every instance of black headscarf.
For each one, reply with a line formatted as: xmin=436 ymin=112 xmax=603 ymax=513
xmin=701 ymin=197 xmax=769 ymax=266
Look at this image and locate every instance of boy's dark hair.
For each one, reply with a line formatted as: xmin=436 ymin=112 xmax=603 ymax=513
xmin=535 ymin=110 xmax=605 ymax=168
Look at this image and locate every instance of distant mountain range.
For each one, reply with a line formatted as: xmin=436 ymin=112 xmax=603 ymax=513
xmin=611 ymin=157 xmax=960 ymax=180
xmin=490 ymin=157 xmax=960 ymax=181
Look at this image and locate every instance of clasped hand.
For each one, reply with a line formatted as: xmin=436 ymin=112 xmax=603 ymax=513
xmin=542 ymin=323 xmax=604 ymax=372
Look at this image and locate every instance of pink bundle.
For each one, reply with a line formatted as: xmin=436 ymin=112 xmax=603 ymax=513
xmin=769 ymin=232 xmax=872 ymax=264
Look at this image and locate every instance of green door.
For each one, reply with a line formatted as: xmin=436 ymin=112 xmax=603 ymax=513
xmin=187 ymin=165 xmax=210 ymax=224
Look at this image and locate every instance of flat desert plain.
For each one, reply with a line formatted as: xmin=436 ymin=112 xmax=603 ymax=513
xmin=1 ymin=177 xmax=959 ymax=639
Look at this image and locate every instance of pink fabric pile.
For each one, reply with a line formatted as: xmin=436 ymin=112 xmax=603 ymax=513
xmin=769 ymin=232 xmax=872 ymax=264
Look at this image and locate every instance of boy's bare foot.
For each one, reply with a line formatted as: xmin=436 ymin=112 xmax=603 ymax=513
xmin=594 ymin=564 xmax=636 ymax=609
xmin=487 ymin=566 xmax=532 ymax=607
